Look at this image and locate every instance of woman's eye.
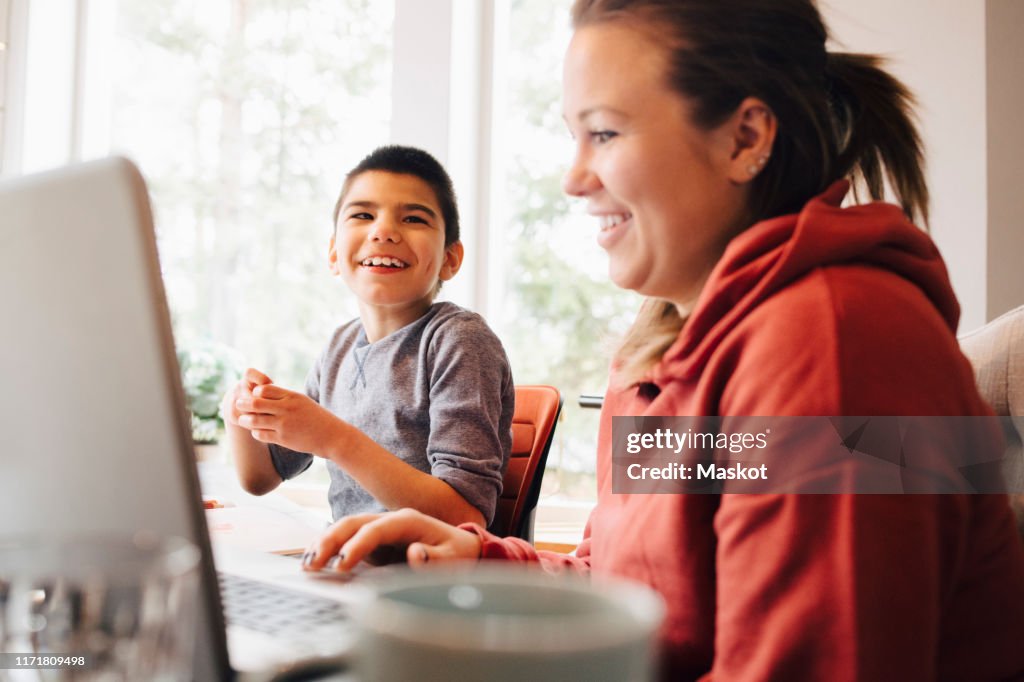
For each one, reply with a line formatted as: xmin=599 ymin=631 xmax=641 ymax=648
xmin=590 ymin=130 xmax=618 ymax=144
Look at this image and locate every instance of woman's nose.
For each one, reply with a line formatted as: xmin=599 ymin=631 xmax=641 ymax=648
xmin=562 ymin=152 xmax=600 ymax=197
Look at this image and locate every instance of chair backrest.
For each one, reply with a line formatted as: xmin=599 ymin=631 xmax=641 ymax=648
xmin=959 ymin=305 xmax=1024 ymax=536
xmin=489 ymin=385 xmax=563 ymax=541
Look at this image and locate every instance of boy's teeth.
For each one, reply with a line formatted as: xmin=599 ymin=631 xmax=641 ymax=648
xmin=599 ymin=213 xmax=632 ymax=231
xmin=361 ymin=257 xmax=408 ymax=268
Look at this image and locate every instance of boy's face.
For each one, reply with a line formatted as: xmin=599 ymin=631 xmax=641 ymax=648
xmin=329 ymin=171 xmax=462 ymax=315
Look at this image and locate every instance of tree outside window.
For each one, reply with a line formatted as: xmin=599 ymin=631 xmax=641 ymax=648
xmin=494 ymin=0 xmax=642 ymax=501
xmin=95 ymin=0 xmax=393 ymax=390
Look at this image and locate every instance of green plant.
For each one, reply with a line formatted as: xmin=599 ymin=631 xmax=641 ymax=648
xmin=176 ymin=342 xmax=242 ymax=444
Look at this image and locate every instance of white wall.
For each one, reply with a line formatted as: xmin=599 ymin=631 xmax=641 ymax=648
xmin=824 ymin=0 xmax=1024 ymax=332
xmin=823 ymin=0 xmax=989 ymax=332
xmin=388 ymin=0 xmax=494 ymax=313
xmin=985 ymin=0 xmax=1024 ymax=323
xmin=390 ymin=0 xmax=452 ymax=163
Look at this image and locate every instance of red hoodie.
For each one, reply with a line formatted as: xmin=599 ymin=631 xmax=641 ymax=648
xmin=463 ymin=183 xmax=1024 ymax=680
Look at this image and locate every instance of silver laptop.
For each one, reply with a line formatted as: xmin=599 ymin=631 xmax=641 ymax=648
xmin=0 ymin=157 xmax=363 ymax=679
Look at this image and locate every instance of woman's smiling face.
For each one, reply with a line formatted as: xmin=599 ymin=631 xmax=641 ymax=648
xmin=561 ymin=21 xmax=750 ymax=308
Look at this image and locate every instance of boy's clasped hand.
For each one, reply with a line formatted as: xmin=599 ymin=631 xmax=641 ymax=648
xmin=222 ymin=367 xmax=346 ymax=459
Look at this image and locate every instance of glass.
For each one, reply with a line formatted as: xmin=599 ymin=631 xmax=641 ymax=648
xmin=0 ymin=534 xmax=200 ymax=682
xmin=352 ymin=564 xmax=664 ymax=682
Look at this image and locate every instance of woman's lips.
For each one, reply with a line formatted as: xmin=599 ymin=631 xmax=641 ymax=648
xmin=596 ymin=213 xmax=633 ymax=250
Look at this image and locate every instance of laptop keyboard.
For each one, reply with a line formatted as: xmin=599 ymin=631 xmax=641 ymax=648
xmin=218 ymin=572 xmax=351 ymax=636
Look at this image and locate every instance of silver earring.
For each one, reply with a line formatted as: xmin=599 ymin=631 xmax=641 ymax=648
xmin=747 ymin=164 xmax=759 ymax=176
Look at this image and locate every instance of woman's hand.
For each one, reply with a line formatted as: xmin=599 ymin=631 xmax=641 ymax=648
xmin=303 ymin=508 xmax=483 ymax=573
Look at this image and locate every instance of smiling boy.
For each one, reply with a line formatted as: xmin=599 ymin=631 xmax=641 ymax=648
xmin=221 ymin=146 xmax=514 ymax=527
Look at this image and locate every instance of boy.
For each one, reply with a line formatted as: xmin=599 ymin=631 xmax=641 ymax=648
xmin=221 ymin=145 xmax=514 ymax=527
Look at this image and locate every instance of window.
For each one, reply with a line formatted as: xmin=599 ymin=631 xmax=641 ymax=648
xmin=7 ymin=0 xmax=397 ymax=488
xmin=0 ymin=0 xmax=9 ymax=170
xmin=6 ymin=0 xmax=622 ymax=520
xmin=86 ymin=0 xmax=394 ymax=388
xmin=489 ymin=0 xmax=641 ymax=504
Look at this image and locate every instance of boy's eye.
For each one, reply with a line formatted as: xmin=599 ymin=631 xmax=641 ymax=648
xmin=348 ymin=212 xmax=373 ymax=220
xmin=589 ymin=130 xmax=618 ymax=144
xmin=403 ymin=215 xmax=429 ymax=224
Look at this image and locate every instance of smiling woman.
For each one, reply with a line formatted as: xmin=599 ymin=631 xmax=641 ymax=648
xmin=300 ymin=2 xmax=1024 ymax=680
xmin=561 ymin=20 xmax=756 ymax=306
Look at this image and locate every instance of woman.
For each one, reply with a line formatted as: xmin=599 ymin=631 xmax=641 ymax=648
xmin=305 ymin=1 xmax=1024 ymax=678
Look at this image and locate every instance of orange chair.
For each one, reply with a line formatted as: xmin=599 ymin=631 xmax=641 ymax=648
xmin=489 ymin=385 xmax=563 ymax=541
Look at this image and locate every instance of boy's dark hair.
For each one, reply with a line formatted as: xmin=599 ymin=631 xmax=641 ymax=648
xmin=333 ymin=145 xmax=460 ymax=247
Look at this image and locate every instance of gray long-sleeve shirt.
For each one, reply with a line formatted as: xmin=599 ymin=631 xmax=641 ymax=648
xmin=268 ymin=302 xmax=514 ymax=523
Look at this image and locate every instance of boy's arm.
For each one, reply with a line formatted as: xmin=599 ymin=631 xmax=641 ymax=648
xmin=223 ymin=419 xmax=281 ymax=495
xmin=421 ymin=314 xmax=512 ymax=526
xmin=220 ymin=370 xmax=283 ymax=495
xmin=324 ymin=424 xmax=486 ymax=526
xmin=234 ymin=383 xmax=485 ymax=526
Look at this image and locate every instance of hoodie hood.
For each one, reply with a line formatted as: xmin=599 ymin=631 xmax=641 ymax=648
xmin=651 ymin=181 xmax=959 ymax=386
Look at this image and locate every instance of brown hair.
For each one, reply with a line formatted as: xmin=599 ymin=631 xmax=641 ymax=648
xmin=570 ymin=0 xmax=929 ymax=385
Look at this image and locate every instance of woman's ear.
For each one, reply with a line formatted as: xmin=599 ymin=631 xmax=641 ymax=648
xmin=725 ymin=97 xmax=778 ymax=185
xmin=439 ymin=241 xmax=465 ymax=281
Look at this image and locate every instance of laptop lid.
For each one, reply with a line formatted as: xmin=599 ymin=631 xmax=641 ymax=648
xmin=0 ymin=157 xmax=231 ymax=681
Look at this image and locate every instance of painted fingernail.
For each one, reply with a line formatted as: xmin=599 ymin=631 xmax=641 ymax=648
xmin=326 ymin=555 xmax=340 ymax=569
xmin=421 ymin=547 xmax=429 ymax=563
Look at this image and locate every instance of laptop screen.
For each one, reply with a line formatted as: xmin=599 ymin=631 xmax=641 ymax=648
xmin=0 ymin=157 xmax=231 ymax=680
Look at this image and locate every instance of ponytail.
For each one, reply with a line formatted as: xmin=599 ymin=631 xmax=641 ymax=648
xmin=826 ymin=52 xmax=929 ymax=226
